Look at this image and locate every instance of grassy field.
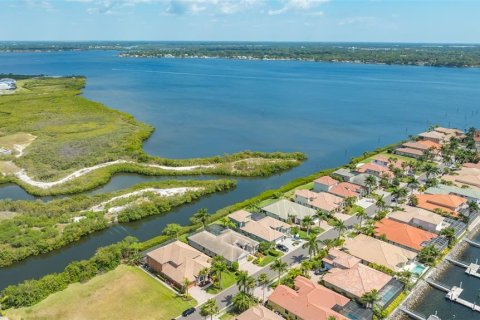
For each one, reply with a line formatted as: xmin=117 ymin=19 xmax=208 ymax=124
xmin=206 ymin=271 xmax=237 ymax=294
xmin=6 ymin=264 xmax=197 ymax=320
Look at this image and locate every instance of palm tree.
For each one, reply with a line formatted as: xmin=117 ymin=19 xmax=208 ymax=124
xmin=257 ymin=273 xmax=269 ymax=302
xmin=439 ymin=227 xmax=456 ymax=247
xmin=244 ymin=276 xmax=256 ymax=295
xmin=210 ymin=256 xmax=227 ymax=287
xmin=467 ymin=201 xmax=479 ymax=225
xmin=365 ymin=175 xmax=377 ymax=194
xmin=375 ymin=196 xmax=385 ymax=211
xmin=314 ymin=209 xmax=327 ymax=229
xmin=181 ymin=277 xmax=191 ymax=298
xmin=162 ymin=223 xmax=181 ymax=239
xmin=321 ymin=238 xmax=337 ymax=252
xmin=219 ymin=216 xmax=236 ymax=229
xmin=302 ymin=234 xmax=319 ymax=259
xmin=198 ymin=267 xmax=209 ymax=285
xmin=361 ymin=289 xmax=380 ymax=309
xmin=270 ymin=259 xmax=288 ymax=285
xmin=407 ymin=177 xmax=419 ymax=195
xmin=236 ymin=270 xmax=249 ymax=293
xmin=423 ymin=163 xmax=440 ymax=180
xmin=200 ymin=298 xmax=219 ymax=320
xmin=190 ymin=208 xmax=210 ymax=230
xmin=232 ymin=292 xmax=255 ymax=313
xmin=301 ymin=216 xmax=314 ymax=234
xmin=332 ymin=219 xmax=347 ymax=240
xmin=356 ymin=207 xmax=368 ymax=226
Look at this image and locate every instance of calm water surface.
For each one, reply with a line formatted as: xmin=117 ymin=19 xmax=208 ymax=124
xmin=1 ymin=51 xmax=480 ymax=319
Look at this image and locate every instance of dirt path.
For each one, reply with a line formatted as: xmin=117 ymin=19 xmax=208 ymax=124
xmin=90 ymin=187 xmax=202 ymax=213
xmin=14 ymin=160 xmax=215 ymax=189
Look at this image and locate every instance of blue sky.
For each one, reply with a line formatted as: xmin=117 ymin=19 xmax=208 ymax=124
xmin=0 ymin=0 xmax=479 ymax=42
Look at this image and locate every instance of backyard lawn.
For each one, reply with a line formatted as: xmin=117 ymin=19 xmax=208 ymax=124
xmin=206 ymin=271 xmax=237 ymax=294
xmin=6 ymin=265 xmax=197 ymax=320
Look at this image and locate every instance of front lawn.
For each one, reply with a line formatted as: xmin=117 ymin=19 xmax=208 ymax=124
xmin=6 ymin=265 xmax=197 ymax=320
xmin=206 ymin=271 xmax=237 ymax=294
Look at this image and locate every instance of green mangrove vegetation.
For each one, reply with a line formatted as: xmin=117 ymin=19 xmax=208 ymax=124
xmin=0 ymin=76 xmax=303 ymax=195
xmin=0 ymin=179 xmax=235 ymax=267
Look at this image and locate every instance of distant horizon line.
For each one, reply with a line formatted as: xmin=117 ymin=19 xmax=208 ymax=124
xmin=1 ymin=40 xmax=480 ymax=45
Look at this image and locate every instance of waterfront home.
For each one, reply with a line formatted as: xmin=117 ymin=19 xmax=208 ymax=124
xmin=0 ymin=78 xmax=16 ymax=90
xmin=355 ymin=162 xmax=394 ymax=179
xmin=268 ymin=276 xmax=349 ymax=320
xmin=262 ymin=199 xmax=316 ymax=224
xmin=372 ymin=155 xmax=406 ymax=169
xmin=402 ymin=140 xmax=441 ymax=153
xmin=228 ymin=210 xmax=253 ymax=227
xmin=343 ymin=234 xmax=417 ymax=272
xmin=415 ymin=193 xmax=467 ymax=217
xmin=146 ymin=240 xmax=211 ymax=289
xmin=433 ymin=127 xmax=465 ymax=139
xmin=239 ymin=216 xmax=290 ymax=244
xmin=322 ymin=250 xmax=401 ymax=308
xmin=394 ymin=147 xmax=424 ymax=159
xmin=374 ymin=218 xmax=438 ymax=252
xmin=417 ymin=127 xmax=465 ymax=144
xmin=349 ymin=173 xmax=380 ymax=189
xmin=188 ymin=229 xmax=258 ymax=265
xmin=294 ymin=189 xmax=344 ymax=213
xmin=331 ymin=168 xmax=356 ymax=182
xmin=443 ymin=166 xmax=480 ymax=189
xmin=313 ymin=176 xmax=339 ymax=192
xmin=425 ymin=184 xmax=480 ymax=204
xmin=388 ymin=205 xmax=447 ymax=233
xmin=235 ymin=305 xmax=284 ymax=320
xmin=329 ymin=182 xmax=366 ymax=199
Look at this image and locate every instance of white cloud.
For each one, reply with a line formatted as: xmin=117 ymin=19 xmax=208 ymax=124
xmin=268 ymin=0 xmax=329 ymax=15
xmin=339 ymin=16 xmax=376 ymax=26
xmin=163 ymin=0 xmax=262 ymax=16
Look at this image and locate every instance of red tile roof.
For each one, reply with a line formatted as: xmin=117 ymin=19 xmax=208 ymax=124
xmin=415 ymin=194 xmax=467 ymax=216
xmin=374 ymin=218 xmax=437 ymax=251
xmin=395 ymin=147 xmax=424 ymax=156
xmin=314 ymin=176 xmax=339 ymax=186
xmin=329 ymin=182 xmax=363 ymax=198
xmin=268 ymin=276 xmax=349 ymax=320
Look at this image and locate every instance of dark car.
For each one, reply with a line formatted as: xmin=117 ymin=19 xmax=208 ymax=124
xmin=276 ymin=244 xmax=289 ymax=252
xmin=182 ymin=307 xmax=196 ymax=317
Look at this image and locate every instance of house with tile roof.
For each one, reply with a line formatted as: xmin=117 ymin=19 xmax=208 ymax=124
xmin=188 ymin=229 xmax=258 ymax=265
xmin=329 ymin=182 xmax=366 ymax=199
xmin=425 ymin=184 xmax=480 ymax=204
xmin=415 ymin=193 xmax=467 ymax=217
xmin=418 ymin=130 xmax=447 ymax=144
xmin=402 ymin=140 xmax=441 ymax=152
xmin=394 ymin=147 xmax=424 ymax=159
xmin=146 ymin=240 xmax=211 ymax=289
xmin=355 ymin=162 xmax=394 ymax=179
xmin=262 ymin=199 xmax=316 ymax=224
xmin=388 ymin=205 xmax=447 ymax=233
xmin=238 ymin=216 xmax=290 ymax=244
xmin=322 ymin=250 xmax=400 ymax=308
xmin=374 ymin=218 xmax=438 ymax=252
xmin=343 ymin=234 xmax=417 ymax=272
xmin=294 ymin=189 xmax=344 ymax=213
xmin=314 ymin=176 xmax=339 ymax=192
xmin=443 ymin=166 xmax=480 ymax=189
xmin=268 ymin=276 xmax=350 ymax=320
xmin=235 ymin=305 xmax=284 ymax=320
xmin=228 ymin=210 xmax=252 ymax=227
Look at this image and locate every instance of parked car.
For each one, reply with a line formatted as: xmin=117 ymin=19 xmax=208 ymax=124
xmin=182 ymin=307 xmax=196 ymax=317
xmin=276 ymin=244 xmax=289 ymax=252
xmin=314 ymin=266 xmax=329 ymax=275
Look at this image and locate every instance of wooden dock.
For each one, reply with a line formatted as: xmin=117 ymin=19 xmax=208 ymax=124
xmin=464 ymin=238 xmax=480 ymax=248
xmin=446 ymin=257 xmax=480 ymax=279
xmin=399 ymin=306 xmax=442 ymax=320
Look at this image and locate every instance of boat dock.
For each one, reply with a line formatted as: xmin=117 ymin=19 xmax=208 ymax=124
xmin=464 ymin=238 xmax=480 ymax=248
xmin=446 ymin=257 xmax=480 ymax=279
xmin=425 ymin=279 xmax=480 ymax=312
xmin=399 ymin=306 xmax=442 ymax=320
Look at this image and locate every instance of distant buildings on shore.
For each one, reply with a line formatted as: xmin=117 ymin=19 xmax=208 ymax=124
xmin=0 ymin=78 xmax=16 ymax=90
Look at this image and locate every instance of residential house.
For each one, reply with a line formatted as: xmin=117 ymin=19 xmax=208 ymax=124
xmin=418 ymin=130 xmax=447 ymax=144
xmin=240 ymin=216 xmax=290 ymax=244
xmin=394 ymin=147 xmax=424 ymax=159
xmin=268 ymin=276 xmax=349 ymax=320
xmin=322 ymin=249 xmax=401 ymax=308
xmin=433 ymin=127 xmax=465 ymax=139
xmin=146 ymin=240 xmax=211 ymax=289
xmin=188 ymin=229 xmax=258 ymax=265
xmin=228 ymin=210 xmax=253 ymax=227
xmin=294 ymin=189 xmax=344 ymax=213
xmin=374 ymin=218 xmax=438 ymax=252
xmin=443 ymin=166 xmax=480 ymax=189
xmin=262 ymin=199 xmax=316 ymax=224
xmin=415 ymin=193 xmax=468 ymax=217
xmin=355 ymin=162 xmax=394 ymax=179
xmin=401 ymin=140 xmax=441 ymax=153
xmin=343 ymin=234 xmax=417 ymax=272
xmin=329 ymin=182 xmax=366 ymax=199
xmin=388 ymin=205 xmax=447 ymax=233
xmin=332 ymin=168 xmax=356 ymax=182
xmin=313 ymin=176 xmax=339 ymax=192
xmin=235 ymin=305 xmax=284 ymax=320
xmin=425 ymin=184 xmax=480 ymax=205
xmin=349 ymin=173 xmax=379 ymax=189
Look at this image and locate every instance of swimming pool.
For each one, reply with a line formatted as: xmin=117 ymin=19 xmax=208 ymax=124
xmin=410 ymin=262 xmax=427 ymax=275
